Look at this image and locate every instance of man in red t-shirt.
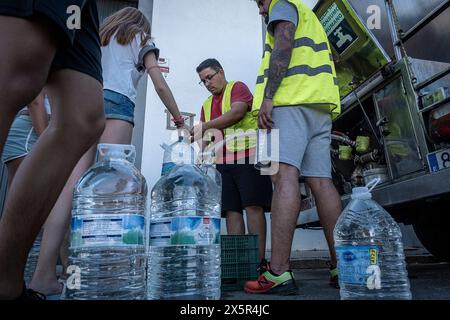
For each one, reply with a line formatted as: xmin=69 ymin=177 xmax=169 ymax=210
xmin=191 ymin=59 xmax=272 ymax=265
xmin=198 ymin=76 xmax=254 ymax=164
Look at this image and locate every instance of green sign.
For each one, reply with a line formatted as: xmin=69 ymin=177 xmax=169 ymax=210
xmin=320 ymin=2 xmax=345 ymax=35
xmin=320 ymin=2 xmax=357 ymax=55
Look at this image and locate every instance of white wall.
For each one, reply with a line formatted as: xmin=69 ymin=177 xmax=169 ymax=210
xmin=142 ymin=0 xmax=426 ymax=254
xmin=141 ymin=0 xmax=263 ymax=189
xmin=140 ymin=0 xmax=331 ymax=253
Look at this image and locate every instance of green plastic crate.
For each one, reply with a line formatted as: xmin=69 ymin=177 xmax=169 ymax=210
xmin=220 ymin=235 xmax=259 ymax=291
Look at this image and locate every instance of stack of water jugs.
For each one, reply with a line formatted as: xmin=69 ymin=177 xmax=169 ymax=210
xmin=64 ymin=139 xmax=221 ymax=300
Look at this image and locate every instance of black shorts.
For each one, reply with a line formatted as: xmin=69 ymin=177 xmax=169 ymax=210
xmin=217 ymin=162 xmax=273 ymax=216
xmin=0 ymin=0 xmax=102 ymax=83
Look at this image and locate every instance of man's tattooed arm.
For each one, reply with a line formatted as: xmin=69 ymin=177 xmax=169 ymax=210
xmin=264 ymin=21 xmax=295 ymax=100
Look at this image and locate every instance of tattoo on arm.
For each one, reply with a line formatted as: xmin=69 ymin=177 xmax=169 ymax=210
xmin=264 ymin=21 xmax=295 ymax=100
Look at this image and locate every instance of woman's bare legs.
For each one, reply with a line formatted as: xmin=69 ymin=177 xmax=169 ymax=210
xmin=28 ymin=145 xmax=96 ymax=295
xmin=28 ymin=119 xmax=133 ymax=295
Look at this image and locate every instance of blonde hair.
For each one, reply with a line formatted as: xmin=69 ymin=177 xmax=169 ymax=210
xmin=100 ymin=7 xmax=151 ymax=47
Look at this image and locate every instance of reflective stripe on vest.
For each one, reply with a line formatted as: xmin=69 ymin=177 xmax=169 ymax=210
xmin=256 ymin=65 xmax=334 ymax=84
xmin=202 ymin=81 xmax=257 ymax=152
xmin=265 ymin=37 xmax=329 ymax=54
xmin=252 ymin=0 xmax=341 ymax=120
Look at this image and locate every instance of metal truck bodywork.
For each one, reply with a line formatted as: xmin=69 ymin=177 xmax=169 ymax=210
xmin=299 ymin=0 xmax=450 ymax=261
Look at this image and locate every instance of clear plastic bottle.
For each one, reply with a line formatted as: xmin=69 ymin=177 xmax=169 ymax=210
xmin=161 ymin=137 xmax=195 ymax=176
xmin=148 ymin=138 xmax=221 ymax=300
xmin=161 ymin=143 xmax=176 ymax=176
xmin=334 ymin=181 xmax=412 ymax=300
xmin=64 ymin=144 xmax=148 ymax=300
xmin=199 ymin=149 xmax=222 ymax=191
xmin=24 ymin=229 xmax=43 ymax=284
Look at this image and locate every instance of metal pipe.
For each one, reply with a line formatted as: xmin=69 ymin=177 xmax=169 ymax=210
xmin=385 ymin=0 xmax=403 ymax=61
xmin=331 ymin=134 xmax=356 ymax=147
xmin=415 ymin=67 xmax=450 ymax=91
xmin=341 ymin=74 xmax=386 ymax=111
xmin=395 ymin=0 xmax=450 ymax=45
xmin=358 ymin=149 xmax=380 ymax=164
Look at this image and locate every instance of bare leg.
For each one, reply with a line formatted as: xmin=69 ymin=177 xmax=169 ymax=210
xmin=225 ymin=211 xmax=246 ymax=235
xmin=245 ymin=206 xmax=267 ymax=261
xmin=306 ymin=177 xmax=342 ymax=267
xmin=100 ymin=119 xmax=133 ymax=144
xmin=59 ymin=229 xmax=71 ymax=278
xmin=0 ymin=15 xmax=58 ymax=299
xmin=5 ymin=158 xmax=24 ymax=189
xmin=0 ymin=67 xmax=104 ymax=299
xmin=0 ymin=112 xmax=18 ymax=158
xmin=0 ymin=16 xmax=57 ymax=157
xmin=28 ymin=119 xmax=132 ymax=294
xmin=269 ymin=163 xmax=301 ymax=275
xmin=28 ymin=145 xmax=96 ymax=295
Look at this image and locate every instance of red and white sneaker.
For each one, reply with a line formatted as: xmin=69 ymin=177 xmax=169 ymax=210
xmin=244 ymin=270 xmax=298 ymax=295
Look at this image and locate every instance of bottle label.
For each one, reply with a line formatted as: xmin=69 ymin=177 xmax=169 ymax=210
xmin=149 ymin=216 xmax=221 ymax=246
xmin=336 ymin=246 xmax=381 ymax=288
xmin=70 ymin=214 xmax=145 ymax=248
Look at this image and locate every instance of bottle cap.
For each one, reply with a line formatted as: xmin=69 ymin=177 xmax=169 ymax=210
xmin=161 ymin=137 xmax=196 ymax=165
xmin=351 ymin=178 xmax=381 ymax=200
xmin=351 ymin=187 xmax=372 ymax=200
xmin=98 ymin=144 xmax=136 ymax=163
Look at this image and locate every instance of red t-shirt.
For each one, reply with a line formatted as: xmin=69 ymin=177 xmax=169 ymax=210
xmin=200 ymin=81 xmax=256 ymax=164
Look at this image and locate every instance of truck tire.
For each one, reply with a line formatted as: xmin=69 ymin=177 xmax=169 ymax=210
xmin=412 ymin=199 xmax=450 ymax=263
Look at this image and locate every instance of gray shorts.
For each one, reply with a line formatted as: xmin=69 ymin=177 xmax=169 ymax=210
xmin=271 ymin=106 xmax=332 ymax=178
xmin=2 ymin=115 xmax=38 ymax=164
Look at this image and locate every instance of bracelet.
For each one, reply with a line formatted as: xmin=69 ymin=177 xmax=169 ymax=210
xmin=172 ymin=116 xmax=185 ymax=127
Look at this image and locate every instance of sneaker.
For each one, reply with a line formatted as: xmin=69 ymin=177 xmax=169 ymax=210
xmin=244 ymin=270 xmax=298 ymax=295
xmin=256 ymin=259 xmax=269 ymax=275
xmin=327 ymin=261 xmax=339 ymax=289
xmin=15 ymin=283 xmax=46 ymax=301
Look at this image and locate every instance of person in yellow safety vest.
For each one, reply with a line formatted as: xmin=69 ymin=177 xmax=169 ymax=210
xmin=190 ymin=59 xmax=273 ymax=267
xmin=244 ymin=0 xmax=343 ymax=294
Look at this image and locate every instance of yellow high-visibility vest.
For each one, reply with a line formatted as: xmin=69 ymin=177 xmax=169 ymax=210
xmin=202 ymin=81 xmax=257 ymax=152
xmin=253 ymin=0 xmax=341 ymax=119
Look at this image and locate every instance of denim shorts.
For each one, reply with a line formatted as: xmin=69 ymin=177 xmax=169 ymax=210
xmin=104 ymin=89 xmax=135 ymax=126
xmin=2 ymin=115 xmax=38 ymax=164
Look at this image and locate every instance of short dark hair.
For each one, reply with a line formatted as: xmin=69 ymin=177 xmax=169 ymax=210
xmin=196 ymin=58 xmax=223 ymax=73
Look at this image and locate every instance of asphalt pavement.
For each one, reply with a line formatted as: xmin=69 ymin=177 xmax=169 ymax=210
xmin=222 ymin=253 xmax=450 ymax=300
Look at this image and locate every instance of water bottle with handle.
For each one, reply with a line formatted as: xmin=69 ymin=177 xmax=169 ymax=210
xmin=334 ymin=178 xmax=412 ymax=300
xmin=161 ymin=136 xmax=195 ymax=176
xmin=148 ymin=138 xmax=221 ymax=300
xmin=64 ymin=144 xmax=148 ymax=300
xmin=198 ymin=148 xmax=222 ymax=192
